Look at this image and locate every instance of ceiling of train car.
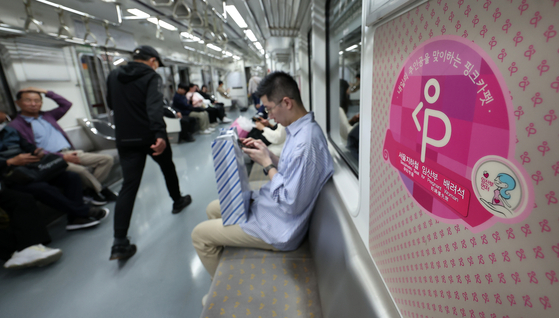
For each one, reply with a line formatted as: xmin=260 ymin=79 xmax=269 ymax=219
xmin=0 ymin=0 xmax=310 ymax=65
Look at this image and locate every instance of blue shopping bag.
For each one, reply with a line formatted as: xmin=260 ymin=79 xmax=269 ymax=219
xmin=211 ymin=129 xmax=251 ymax=226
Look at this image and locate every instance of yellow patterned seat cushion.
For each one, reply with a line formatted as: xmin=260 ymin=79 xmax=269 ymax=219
xmin=200 ymin=243 xmax=323 ymax=318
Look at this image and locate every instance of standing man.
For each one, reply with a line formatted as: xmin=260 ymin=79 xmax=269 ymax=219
xmin=9 ymin=88 xmax=115 ymax=205
xmin=106 ymin=45 xmax=192 ymax=260
xmin=247 ymin=74 xmax=262 ymax=110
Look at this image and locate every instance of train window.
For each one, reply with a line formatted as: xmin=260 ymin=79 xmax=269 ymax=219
xmin=156 ymin=66 xmax=176 ymax=105
xmin=327 ymin=0 xmax=362 ymax=175
xmin=78 ymin=53 xmax=110 ymax=122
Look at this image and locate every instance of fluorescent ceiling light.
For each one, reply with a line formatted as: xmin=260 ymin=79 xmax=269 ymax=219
xmin=207 ymin=43 xmax=222 ymax=52
xmin=180 ymin=32 xmax=201 ymax=42
xmin=253 ymin=42 xmax=263 ymax=50
xmin=265 ymin=53 xmax=269 ymax=58
xmin=339 ymin=51 xmax=343 ymax=55
xmin=127 ymin=8 xmax=150 ymax=18
xmin=147 ymin=18 xmax=177 ymax=31
xmin=223 ymin=51 xmax=233 ymax=57
xmin=183 ymin=46 xmax=196 ymax=51
xmin=36 ymin=0 xmax=87 ymax=17
xmin=225 ymin=5 xmax=247 ymax=28
xmin=244 ymin=29 xmax=257 ymax=42
xmin=113 ymin=58 xmax=125 ymax=65
xmin=233 ymin=55 xmax=241 ymax=60
xmin=345 ymin=44 xmax=358 ymax=51
xmin=0 ymin=27 xmax=25 ymax=34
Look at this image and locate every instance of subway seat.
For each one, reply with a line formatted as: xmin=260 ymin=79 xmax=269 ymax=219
xmin=200 ymin=180 xmax=398 ymax=318
xmin=199 ymin=244 xmax=323 ymax=318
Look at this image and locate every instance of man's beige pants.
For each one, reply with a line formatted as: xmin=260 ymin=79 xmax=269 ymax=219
xmin=191 ymin=200 xmax=277 ymax=278
xmin=61 ymin=150 xmax=113 ymax=193
xmin=188 ymin=111 xmax=210 ymax=131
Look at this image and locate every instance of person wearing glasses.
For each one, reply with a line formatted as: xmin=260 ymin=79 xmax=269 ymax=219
xmin=191 ymin=71 xmax=334 ymax=306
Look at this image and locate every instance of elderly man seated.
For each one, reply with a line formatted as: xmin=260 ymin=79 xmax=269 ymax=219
xmin=9 ymin=88 xmax=116 ymax=205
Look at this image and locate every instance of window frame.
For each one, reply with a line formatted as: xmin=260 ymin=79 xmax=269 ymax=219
xmin=326 ymin=14 xmax=363 ymax=177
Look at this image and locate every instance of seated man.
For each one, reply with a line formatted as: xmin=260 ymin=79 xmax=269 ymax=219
xmin=1 ymin=189 xmax=62 ymax=269
xmin=217 ymin=81 xmax=246 ymax=111
xmin=173 ymin=83 xmax=214 ymax=135
xmin=8 ymin=88 xmax=116 ymax=205
xmin=0 ymin=124 xmax=108 ymax=231
xmin=186 ymin=84 xmax=230 ymax=125
xmin=191 ymin=72 xmax=334 ymax=304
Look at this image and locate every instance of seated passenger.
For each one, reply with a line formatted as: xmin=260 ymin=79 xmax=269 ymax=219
xmin=197 ymin=85 xmax=232 ymax=123
xmin=0 ymin=124 xmax=109 ymax=231
xmin=187 ymin=84 xmax=231 ymax=125
xmin=1 ymin=189 xmax=62 ymax=269
xmin=217 ymin=81 xmax=246 ymax=112
xmin=172 ymin=83 xmax=214 ymax=135
xmin=191 ymin=72 xmax=334 ymax=305
xmin=246 ymin=116 xmax=286 ymax=157
xmin=8 ymin=89 xmax=116 ymax=205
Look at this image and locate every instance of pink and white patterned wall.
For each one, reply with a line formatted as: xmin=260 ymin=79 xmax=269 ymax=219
xmin=369 ymin=1 xmax=558 ymax=318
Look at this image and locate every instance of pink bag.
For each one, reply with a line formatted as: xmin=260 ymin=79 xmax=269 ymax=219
xmin=229 ymin=117 xmax=252 ymax=138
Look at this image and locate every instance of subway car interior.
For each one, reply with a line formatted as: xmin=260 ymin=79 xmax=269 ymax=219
xmin=0 ymin=0 xmax=557 ymax=317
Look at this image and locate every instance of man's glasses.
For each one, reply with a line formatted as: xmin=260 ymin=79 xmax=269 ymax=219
xmin=264 ymin=98 xmax=285 ymax=114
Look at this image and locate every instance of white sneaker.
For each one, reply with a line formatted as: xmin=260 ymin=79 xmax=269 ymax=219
xmin=4 ymin=244 xmax=62 ymax=269
xmin=221 ymin=117 xmax=233 ymax=123
xmin=208 ymin=127 xmax=216 ymax=131
xmin=201 ymin=129 xmax=213 ymax=134
xmin=202 ymin=293 xmax=209 ymax=307
xmin=209 ymin=123 xmax=219 ymax=128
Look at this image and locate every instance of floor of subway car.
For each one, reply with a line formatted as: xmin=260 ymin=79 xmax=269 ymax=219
xmin=0 ymin=107 xmax=252 ymax=318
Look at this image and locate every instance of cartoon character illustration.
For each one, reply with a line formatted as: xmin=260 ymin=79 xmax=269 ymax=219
xmin=479 ymin=173 xmax=517 ymax=217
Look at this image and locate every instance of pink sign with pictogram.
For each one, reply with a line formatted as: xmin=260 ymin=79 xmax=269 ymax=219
xmin=382 ymin=35 xmax=533 ymax=232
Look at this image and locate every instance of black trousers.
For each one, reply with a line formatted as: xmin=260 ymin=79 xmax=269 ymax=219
xmin=10 ymin=171 xmax=90 ymax=220
xmin=114 ymin=140 xmax=181 ymax=239
xmin=179 ymin=117 xmax=197 ymax=141
xmin=0 ymin=189 xmax=51 ymax=260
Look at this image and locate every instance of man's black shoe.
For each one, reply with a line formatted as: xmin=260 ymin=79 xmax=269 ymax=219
xmin=172 ymin=195 xmax=192 ymax=214
xmin=100 ymin=188 xmax=118 ymax=201
xmin=89 ymin=207 xmax=110 ymax=222
xmin=109 ymin=243 xmax=137 ymax=260
xmin=66 ymin=217 xmax=100 ymax=231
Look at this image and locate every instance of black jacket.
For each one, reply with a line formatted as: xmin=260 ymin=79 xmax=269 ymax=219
xmin=198 ymin=90 xmax=215 ymax=103
xmin=0 ymin=126 xmax=37 ymax=173
xmin=106 ymin=62 xmax=167 ymax=146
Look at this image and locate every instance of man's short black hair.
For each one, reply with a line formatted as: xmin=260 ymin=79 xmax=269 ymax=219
xmin=255 ymin=71 xmax=303 ymax=106
xmin=178 ymin=83 xmax=189 ymax=90
xmin=218 ymin=81 xmax=223 ymax=85
xmin=356 ymin=73 xmax=360 ymax=78
xmin=16 ymin=90 xmax=42 ymax=100
xmin=202 ymin=85 xmax=208 ymax=90
xmin=188 ymin=83 xmax=196 ymax=89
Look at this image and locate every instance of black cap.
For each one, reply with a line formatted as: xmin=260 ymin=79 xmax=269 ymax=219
xmin=133 ymin=45 xmax=165 ymax=67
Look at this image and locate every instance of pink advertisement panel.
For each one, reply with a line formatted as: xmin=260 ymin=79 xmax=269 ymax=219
xmin=369 ymin=1 xmax=558 ymax=318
